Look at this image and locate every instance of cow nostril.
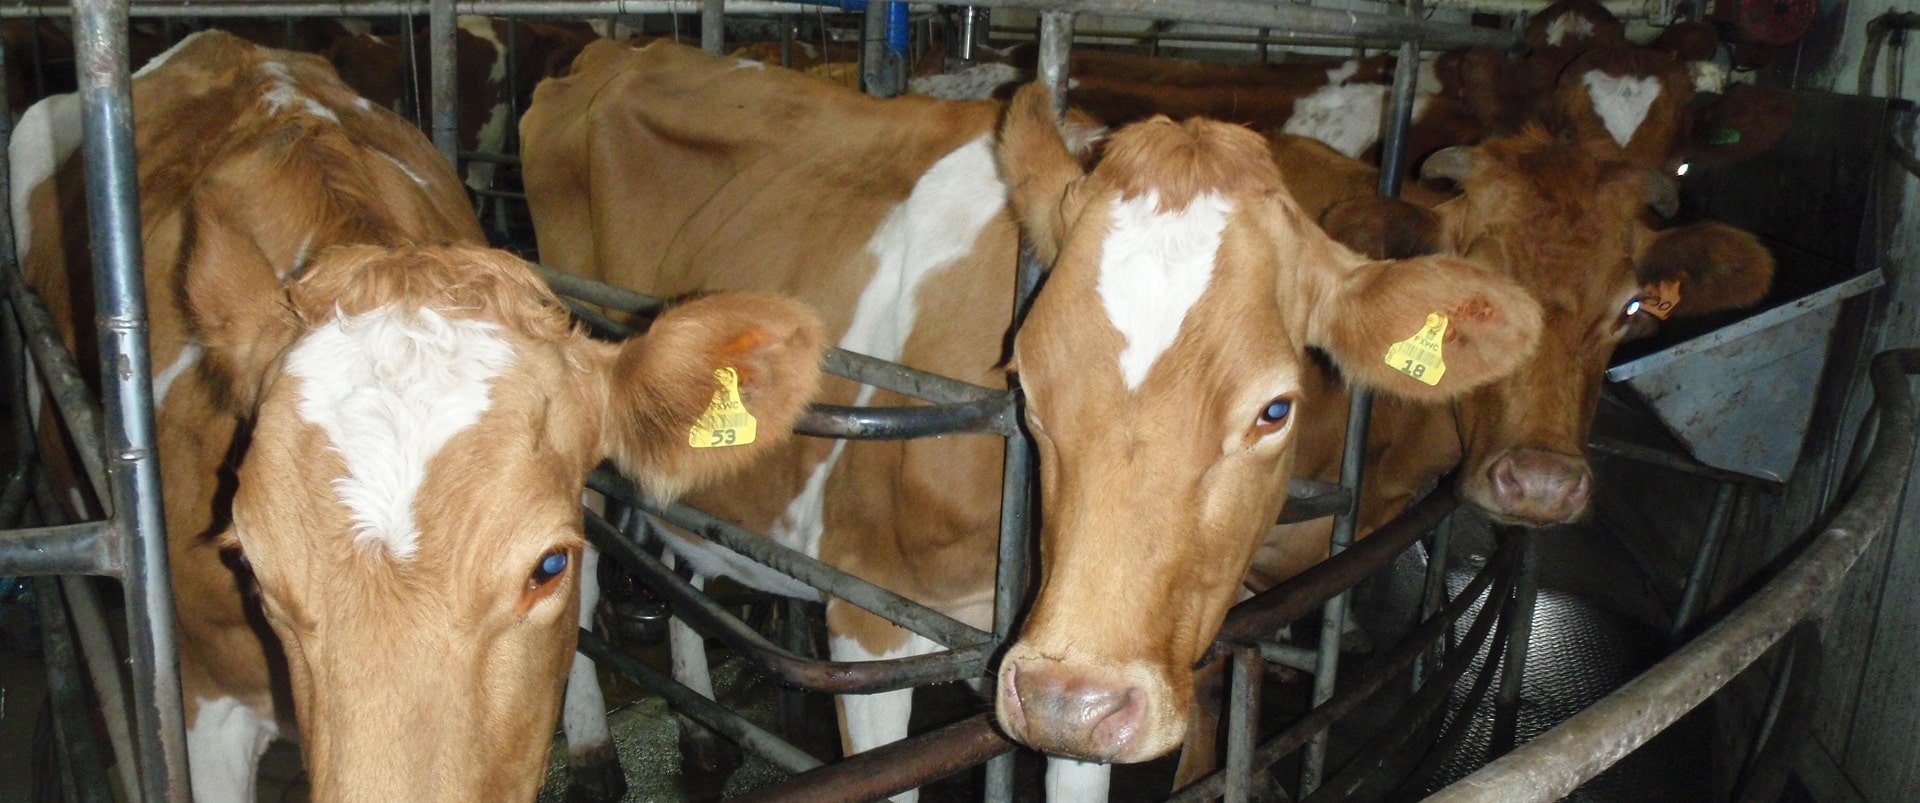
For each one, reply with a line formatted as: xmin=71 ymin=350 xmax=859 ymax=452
xmin=1490 ymin=457 xmax=1522 ymax=501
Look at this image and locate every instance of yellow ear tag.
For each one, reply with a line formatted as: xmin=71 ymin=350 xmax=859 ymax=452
xmin=1384 ymin=312 xmax=1449 ymax=387
xmin=688 ymin=367 xmax=758 ymax=448
xmin=1638 ymin=279 xmax=1682 ymax=320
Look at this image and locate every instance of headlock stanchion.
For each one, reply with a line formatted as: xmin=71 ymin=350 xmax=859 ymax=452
xmin=4 ymin=0 xmax=1905 ymax=800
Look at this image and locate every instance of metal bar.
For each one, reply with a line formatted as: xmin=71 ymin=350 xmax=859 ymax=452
xmin=1220 ymin=485 xmax=1457 ymax=643
xmin=1731 ymin=621 xmax=1820 ymax=802
xmin=1377 ymin=40 xmax=1421 ymax=197
xmin=1223 ymin=646 xmax=1262 ymax=803
xmin=1255 ymin=639 xmax=1319 ymax=672
xmin=461 ymin=150 xmax=521 ymax=165
xmin=934 ymin=0 xmax=1514 ymax=49
xmin=1036 ymin=11 xmax=1073 ymax=114
xmin=700 ymin=0 xmax=724 ymax=53
xmin=989 ymin=24 xmax=1469 ymax=52
xmin=470 ymin=187 xmax=526 ymax=201
xmin=1172 ymin=542 xmax=1512 ymax=801
xmin=1670 ymin=482 xmax=1736 ymax=640
xmin=575 ymin=630 xmax=824 ymax=772
xmin=429 ymin=0 xmax=458 ymax=167
xmin=0 ymin=521 xmax=115 ymax=576
xmin=1587 ymin=435 xmax=1767 ymax=487
xmin=1412 ymin=512 xmax=1453 ymax=690
xmin=0 ymin=247 xmax=111 ymax=508
xmin=1302 ymin=387 xmax=1375 ymax=795
xmin=1424 ymin=349 xmax=1920 ymax=803
xmin=61 ymin=574 xmax=140 ymax=800
xmin=798 ymin=397 xmax=1015 ymax=440
xmin=35 ymin=578 xmax=117 ymax=803
xmin=71 ymin=0 xmax=189 ymax=796
xmin=734 ymin=714 xmax=1014 ymax=802
xmin=589 ymin=469 xmax=991 ymax=648
xmin=0 ymin=0 xmax=850 ymax=16
xmin=585 ymin=510 xmax=994 ymax=693
xmin=1490 ymin=528 xmax=1538 ymax=757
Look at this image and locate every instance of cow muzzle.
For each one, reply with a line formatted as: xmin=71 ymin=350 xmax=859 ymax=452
xmin=1479 ymin=448 xmax=1592 ymax=525
xmin=993 ymin=646 xmax=1180 ymax=763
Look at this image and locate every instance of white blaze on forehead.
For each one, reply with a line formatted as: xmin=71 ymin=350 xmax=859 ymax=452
xmin=1284 ymin=64 xmax=1438 ymax=159
xmin=286 ymin=306 xmax=516 ymax=559
xmin=1583 ymin=70 xmax=1663 ymax=147
xmin=1098 ymin=191 xmax=1233 ymax=390
xmin=9 ymin=92 xmax=82 ymax=264
xmin=260 ymin=60 xmax=340 ymax=122
xmin=1545 ymin=12 xmax=1597 ymax=46
xmin=768 ymin=135 xmax=1004 ymax=565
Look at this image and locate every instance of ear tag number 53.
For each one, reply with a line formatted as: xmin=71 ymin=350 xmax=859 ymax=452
xmin=689 ymin=367 xmax=759 ymax=448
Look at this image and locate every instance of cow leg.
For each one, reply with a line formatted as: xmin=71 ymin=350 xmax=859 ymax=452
xmin=185 ymin=697 xmax=277 ymax=803
xmin=828 ymin=601 xmax=938 ymax=803
xmin=663 ymin=554 xmax=742 ymax=782
xmin=1045 ymin=757 xmax=1112 ymax=802
xmin=563 ymin=545 xmax=627 ymax=803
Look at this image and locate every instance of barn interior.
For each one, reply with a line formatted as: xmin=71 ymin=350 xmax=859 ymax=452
xmin=0 ymin=0 xmax=1918 ymax=801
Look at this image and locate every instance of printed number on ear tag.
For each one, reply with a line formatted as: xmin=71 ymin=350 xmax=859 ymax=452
xmin=689 ymin=367 xmax=759 ymax=448
xmin=1384 ymin=312 xmax=1449 ymax=387
xmin=1639 ymin=279 xmax=1682 ymax=320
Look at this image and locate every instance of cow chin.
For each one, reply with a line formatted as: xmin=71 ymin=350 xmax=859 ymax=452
xmin=1458 ymin=447 xmax=1595 ymax=527
xmin=993 ymin=643 xmax=1187 ymax=764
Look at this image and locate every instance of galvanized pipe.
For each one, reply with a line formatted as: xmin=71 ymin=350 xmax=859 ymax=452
xmin=62 ymin=574 xmax=141 ymax=800
xmin=0 ymin=521 xmax=115 ymax=575
xmin=0 ymin=0 xmax=839 ymax=15
xmin=1670 ymin=482 xmax=1737 ymax=640
xmin=1223 ymin=646 xmax=1263 ymax=803
xmin=429 ymin=0 xmax=458 ymax=167
xmin=1424 ymin=349 xmax=1920 ymax=803
xmin=575 ymin=630 xmax=824 ymax=772
xmin=71 ymin=0 xmax=190 ymax=796
xmin=700 ymin=0 xmax=724 ymax=53
xmin=1491 ymin=528 xmax=1538 ymax=757
xmin=1035 ymin=11 xmax=1073 ymax=115
xmin=1411 ymin=512 xmax=1452 ymax=690
xmin=990 ymin=24 xmax=1469 ymax=52
xmin=1300 ymin=398 xmax=1373 ymax=794
xmin=35 ymin=577 xmax=117 ymax=803
xmin=734 ymin=714 xmax=1014 ymax=802
xmin=940 ymin=0 xmax=1514 ymax=49
xmin=0 ymin=245 xmax=111 ymax=507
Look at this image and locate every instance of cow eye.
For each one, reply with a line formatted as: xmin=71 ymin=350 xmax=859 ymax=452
xmin=528 ymin=549 xmax=570 ymax=590
xmin=1623 ymin=298 xmax=1643 ymax=319
xmin=1253 ymin=397 xmax=1293 ymax=437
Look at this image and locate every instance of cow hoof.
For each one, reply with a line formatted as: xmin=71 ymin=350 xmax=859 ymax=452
xmin=565 ymin=752 xmax=628 ymax=803
xmin=679 ymin=725 xmax=743 ymax=777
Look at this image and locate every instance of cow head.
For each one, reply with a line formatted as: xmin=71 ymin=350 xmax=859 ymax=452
xmin=1322 ymin=129 xmax=1772 ymax=526
xmin=990 ymin=84 xmax=1544 ymax=763
xmin=188 ymin=242 xmax=821 ymax=800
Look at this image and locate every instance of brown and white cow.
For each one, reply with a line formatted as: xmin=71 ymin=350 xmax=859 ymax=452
xmin=1253 ymin=128 xmax=1773 ymax=578
xmin=523 ymin=39 xmax=1543 ymax=798
xmin=13 ymin=31 xmax=820 ymax=801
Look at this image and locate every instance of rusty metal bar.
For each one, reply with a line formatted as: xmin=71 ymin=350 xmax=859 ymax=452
xmin=734 ymin=714 xmax=1014 ymax=802
xmin=1670 ymin=482 xmax=1737 ymax=640
xmin=1223 ymin=646 xmax=1263 ymax=803
xmin=1425 ymin=348 xmax=1920 ymax=802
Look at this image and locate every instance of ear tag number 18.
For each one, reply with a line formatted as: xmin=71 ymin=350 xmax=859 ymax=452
xmin=689 ymin=367 xmax=759 ymax=448
xmin=1384 ymin=312 xmax=1449 ymax=387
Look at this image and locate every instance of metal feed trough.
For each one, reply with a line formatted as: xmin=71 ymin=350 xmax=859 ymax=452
xmin=0 ymin=1 xmax=1911 ymax=801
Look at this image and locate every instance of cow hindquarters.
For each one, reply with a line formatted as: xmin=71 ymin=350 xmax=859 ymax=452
xmin=185 ymin=697 xmax=277 ymax=803
xmin=563 ymin=545 xmax=626 ymax=803
xmin=828 ymin=601 xmax=939 ymax=803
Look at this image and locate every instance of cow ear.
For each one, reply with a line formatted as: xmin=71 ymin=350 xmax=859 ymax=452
xmin=1319 ymin=197 xmax=1444 ymax=259
xmin=1306 ymin=256 xmax=1543 ymax=402
xmin=1635 ymin=222 xmax=1773 ymax=317
xmin=997 ymin=83 xmax=1089 ymax=266
xmin=596 ymin=293 xmax=824 ymax=504
xmin=181 ymin=195 xmax=301 ymax=412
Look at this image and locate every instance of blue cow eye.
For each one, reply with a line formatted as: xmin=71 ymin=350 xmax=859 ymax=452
xmin=532 ymin=550 xmax=569 ymax=584
xmin=1259 ymin=398 xmax=1292 ymax=425
xmin=1624 ymin=298 xmax=1643 ymax=317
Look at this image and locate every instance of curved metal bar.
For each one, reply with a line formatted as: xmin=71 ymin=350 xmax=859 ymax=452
xmin=734 ymin=714 xmax=1014 ymax=802
xmin=587 ymin=468 xmax=990 ymax=649
xmin=1424 ymin=348 xmax=1920 ymax=803
xmin=584 ymin=511 xmax=994 ymax=693
xmin=798 ymin=397 xmax=1014 ymax=439
xmin=1221 ymin=485 xmax=1459 ymax=643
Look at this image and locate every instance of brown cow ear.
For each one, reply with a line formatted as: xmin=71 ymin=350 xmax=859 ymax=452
xmin=1318 ymin=197 xmax=1444 ymax=259
xmin=596 ymin=293 xmax=824 ymax=504
xmin=1307 ymin=256 xmax=1543 ymax=402
xmin=181 ymin=196 xmax=301 ymax=412
xmin=1635 ymin=222 xmax=1773 ymax=317
xmin=997 ymin=83 xmax=1088 ymax=266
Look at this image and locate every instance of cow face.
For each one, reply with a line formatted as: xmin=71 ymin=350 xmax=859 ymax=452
xmin=191 ymin=244 xmax=821 ymax=801
xmin=1325 ymin=130 xmax=1771 ymax=526
xmin=990 ymin=85 xmax=1544 ymax=763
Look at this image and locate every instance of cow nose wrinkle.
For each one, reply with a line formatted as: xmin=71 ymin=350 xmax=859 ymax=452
xmin=1486 ymin=449 xmax=1593 ymax=523
xmin=999 ymin=661 xmax=1147 ymax=760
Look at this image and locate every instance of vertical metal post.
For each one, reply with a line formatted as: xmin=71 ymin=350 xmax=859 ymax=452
xmin=1223 ymin=646 xmax=1263 ymax=803
xmin=70 ymin=0 xmax=189 ymax=797
xmin=36 ymin=578 xmax=117 ymax=803
xmin=1671 ymin=483 xmax=1737 ymax=640
xmin=1491 ymin=528 xmax=1538 ymax=756
xmin=985 ymin=15 xmax=1072 ymax=803
xmin=1301 ymin=35 xmax=1420 ymax=798
xmin=701 ymin=0 xmax=725 ymax=54
xmin=429 ymin=0 xmax=458 ymax=168
xmin=779 ymin=16 xmax=793 ymax=68
xmin=1411 ymin=512 xmax=1453 ymax=690
xmin=859 ymin=0 xmax=904 ymax=96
